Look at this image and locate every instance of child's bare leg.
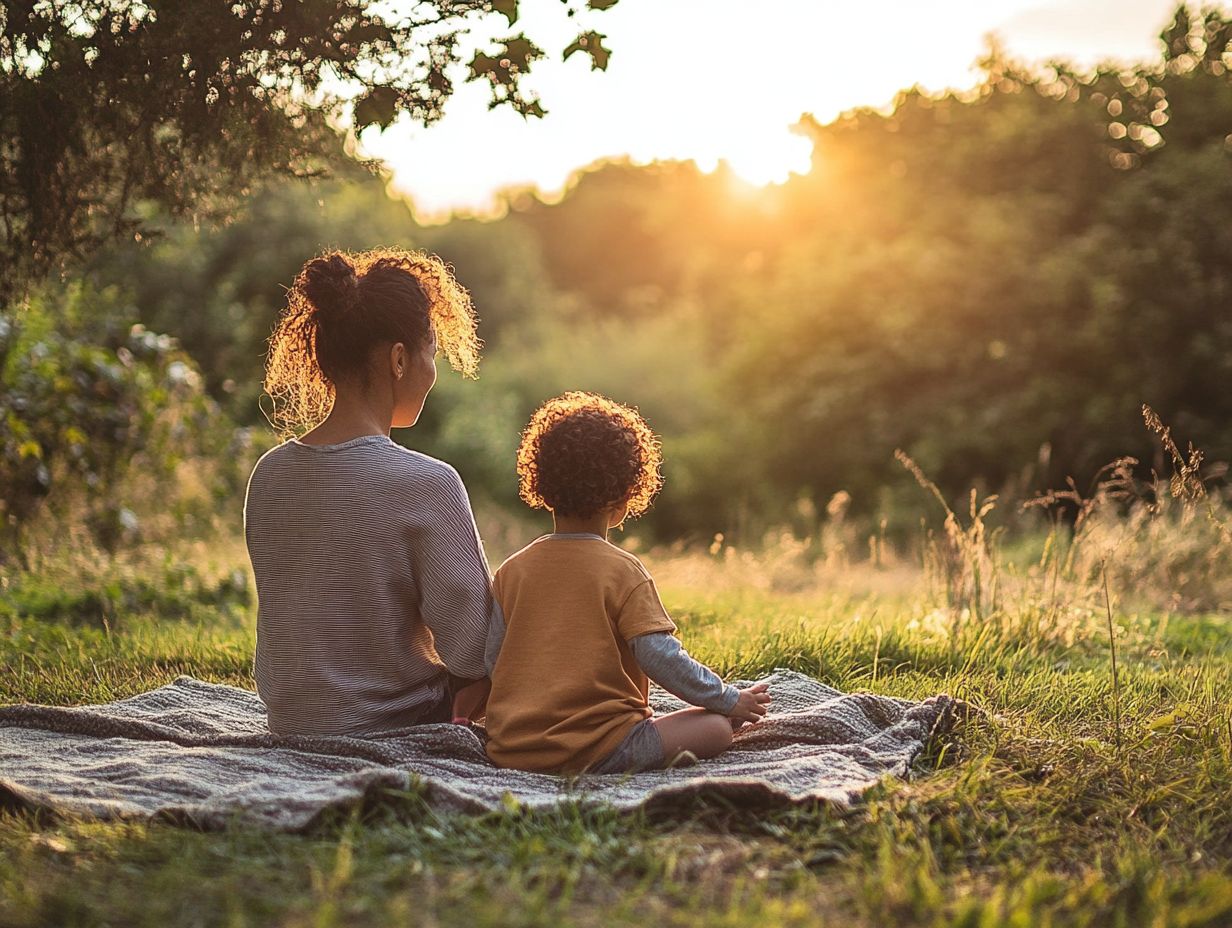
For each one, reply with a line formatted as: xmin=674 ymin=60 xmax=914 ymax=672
xmin=650 ymin=707 xmax=733 ymax=766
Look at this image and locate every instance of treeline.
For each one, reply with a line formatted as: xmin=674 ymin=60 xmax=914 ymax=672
xmin=5 ymin=11 xmax=1232 ymax=545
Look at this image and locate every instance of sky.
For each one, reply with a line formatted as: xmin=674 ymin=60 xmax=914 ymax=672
xmin=361 ymin=0 xmax=1184 ymax=220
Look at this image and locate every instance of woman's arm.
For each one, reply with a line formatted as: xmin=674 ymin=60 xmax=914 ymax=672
xmin=629 ymin=632 xmax=739 ymax=714
xmin=448 ymin=599 xmax=506 ymax=723
xmin=412 ymin=465 xmax=493 ymax=681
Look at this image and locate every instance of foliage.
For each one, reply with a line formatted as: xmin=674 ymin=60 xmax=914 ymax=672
xmin=59 ymin=4 xmax=1232 ymax=544
xmin=0 ymin=0 xmax=620 ymax=297
xmin=710 ymin=9 xmax=1232 ymax=524
xmin=0 ymin=283 xmax=238 ymax=559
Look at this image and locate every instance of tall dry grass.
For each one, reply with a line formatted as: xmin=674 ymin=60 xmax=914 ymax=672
xmin=640 ymin=406 xmax=1230 ymax=680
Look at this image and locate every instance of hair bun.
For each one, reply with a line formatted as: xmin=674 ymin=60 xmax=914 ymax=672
xmin=301 ymin=253 xmax=360 ymax=319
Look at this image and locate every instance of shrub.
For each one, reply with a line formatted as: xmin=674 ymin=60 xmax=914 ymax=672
xmin=0 ymin=282 xmax=241 ymax=560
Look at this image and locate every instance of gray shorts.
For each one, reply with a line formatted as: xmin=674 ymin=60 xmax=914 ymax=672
xmin=589 ymin=717 xmax=666 ymax=774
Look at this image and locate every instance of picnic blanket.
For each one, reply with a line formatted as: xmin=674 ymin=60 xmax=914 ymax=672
xmin=0 ymin=670 xmax=960 ymax=831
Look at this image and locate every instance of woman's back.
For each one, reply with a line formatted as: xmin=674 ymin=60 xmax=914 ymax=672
xmin=244 ymin=434 xmax=491 ymax=736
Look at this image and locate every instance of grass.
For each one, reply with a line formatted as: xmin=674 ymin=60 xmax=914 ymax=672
xmin=1 ymin=527 xmax=1231 ymax=928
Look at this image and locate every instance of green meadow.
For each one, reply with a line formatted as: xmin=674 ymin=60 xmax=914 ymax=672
xmin=2 ymin=500 xmax=1230 ymax=928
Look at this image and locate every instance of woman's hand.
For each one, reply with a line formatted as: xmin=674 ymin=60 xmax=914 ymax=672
xmin=727 ymin=683 xmax=771 ymax=726
xmin=450 ymin=677 xmax=491 ymax=724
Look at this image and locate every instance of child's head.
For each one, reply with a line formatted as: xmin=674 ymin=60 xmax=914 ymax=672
xmin=517 ymin=392 xmax=663 ymax=523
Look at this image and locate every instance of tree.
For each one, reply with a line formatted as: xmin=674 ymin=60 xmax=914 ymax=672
xmin=0 ymin=0 xmax=619 ymax=299
xmin=708 ymin=6 xmax=1232 ymax=523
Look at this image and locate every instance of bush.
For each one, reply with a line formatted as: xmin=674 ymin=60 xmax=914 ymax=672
xmin=0 ymin=282 xmax=243 ymax=559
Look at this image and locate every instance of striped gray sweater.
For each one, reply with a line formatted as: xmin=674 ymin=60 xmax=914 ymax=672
xmin=243 ymin=435 xmax=493 ymax=737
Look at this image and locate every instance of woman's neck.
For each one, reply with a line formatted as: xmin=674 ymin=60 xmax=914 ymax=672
xmin=300 ymin=384 xmax=392 ymax=445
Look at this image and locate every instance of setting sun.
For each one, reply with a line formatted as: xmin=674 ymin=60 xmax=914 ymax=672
xmin=362 ymin=0 xmax=1178 ymax=219
xmin=693 ymin=130 xmax=814 ymax=186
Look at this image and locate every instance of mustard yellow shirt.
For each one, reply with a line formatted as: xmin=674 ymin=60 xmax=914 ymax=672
xmin=485 ymin=535 xmax=677 ymax=773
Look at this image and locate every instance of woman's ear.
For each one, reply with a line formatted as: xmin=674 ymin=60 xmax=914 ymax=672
xmin=389 ymin=342 xmax=406 ymax=380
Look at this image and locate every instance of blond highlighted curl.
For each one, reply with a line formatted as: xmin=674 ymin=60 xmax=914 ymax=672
xmin=264 ymin=248 xmax=480 ymax=435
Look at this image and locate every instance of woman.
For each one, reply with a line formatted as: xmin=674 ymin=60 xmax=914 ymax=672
xmin=244 ymin=248 xmax=492 ymax=737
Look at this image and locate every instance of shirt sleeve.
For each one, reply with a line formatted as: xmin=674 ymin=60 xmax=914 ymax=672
xmin=411 ymin=466 xmax=493 ymax=680
xmin=614 ymin=577 xmax=677 ymax=640
xmin=484 ymin=598 xmax=506 ymax=676
xmin=630 ymin=632 xmax=739 ymax=713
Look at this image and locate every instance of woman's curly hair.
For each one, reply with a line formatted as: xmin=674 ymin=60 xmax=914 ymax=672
xmin=264 ymin=248 xmax=480 ymax=435
xmin=517 ymin=392 xmax=664 ymax=520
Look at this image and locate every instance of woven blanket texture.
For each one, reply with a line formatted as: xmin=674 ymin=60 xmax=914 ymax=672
xmin=0 ymin=670 xmax=957 ymax=830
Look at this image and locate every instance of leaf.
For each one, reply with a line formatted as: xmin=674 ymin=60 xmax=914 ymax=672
xmin=1203 ymin=12 xmax=1232 ymax=62
xmin=1161 ymin=7 xmax=1192 ymax=60
xmin=588 ymin=0 xmax=619 ymax=10
xmin=563 ymin=30 xmax=611 ymax=70
xmin=352 ymin=86 xmax=399 ymax=130
xmin=501 ymin=34 xmax=544 ymax=71
xmin=489 ymin=0 xmax=518 ymax=26
xmin=1148 ymin=712 xmax=1181 ymax=731
xmin=469 ymin=37 xmax=547 ymax=117
xmin=469 ymin=52 xmax=501 ymax=80
xmin=470 ymin=35 xmax=544 ymax=80
xmin=1148 ymin=706 xmax=1194 ymax=731
xmin=344 ymin=21 xmax=393 ymax=47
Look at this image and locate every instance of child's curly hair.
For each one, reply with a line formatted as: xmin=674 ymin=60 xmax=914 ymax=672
xmin=264 ymin=248 xmax=480 ymax=435
xmin=517 ymin=392 xmax=664 ymax=520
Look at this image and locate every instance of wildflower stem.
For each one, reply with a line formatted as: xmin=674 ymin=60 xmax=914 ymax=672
xmin=1102 ymin=560 xmax=1122 ymax=754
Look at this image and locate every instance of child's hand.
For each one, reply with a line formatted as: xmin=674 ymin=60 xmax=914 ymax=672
xmin=728 ymin=683 xmax=771 ymax=725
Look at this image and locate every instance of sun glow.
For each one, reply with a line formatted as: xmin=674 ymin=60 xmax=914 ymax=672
xmin=700 ymin=131 xmax=815 ymax=187
xmin=363 ymin=0 xmax=1180 ymax=221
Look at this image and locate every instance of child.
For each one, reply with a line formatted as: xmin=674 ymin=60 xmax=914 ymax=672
xmin=484 ymin=392 xmax=771 ymax=774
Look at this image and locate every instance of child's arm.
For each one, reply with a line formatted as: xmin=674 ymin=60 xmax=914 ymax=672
xmin=619 ymin=577 xmax=770 ymax=725
xmin=629 ymin=632 xmax=740 ymax=714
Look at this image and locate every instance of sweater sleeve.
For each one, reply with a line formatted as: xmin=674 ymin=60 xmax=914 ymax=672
xmin=629 ymin=632 xmax=739 ymax=714
xmin=484 ymin=599 xmax=506 ymax=676
xmin=412 ymin=466 xmax=493 ymax=680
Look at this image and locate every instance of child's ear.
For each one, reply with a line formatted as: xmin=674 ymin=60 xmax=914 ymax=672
xmin=609 ymin=498 xmax=631 ymax=530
